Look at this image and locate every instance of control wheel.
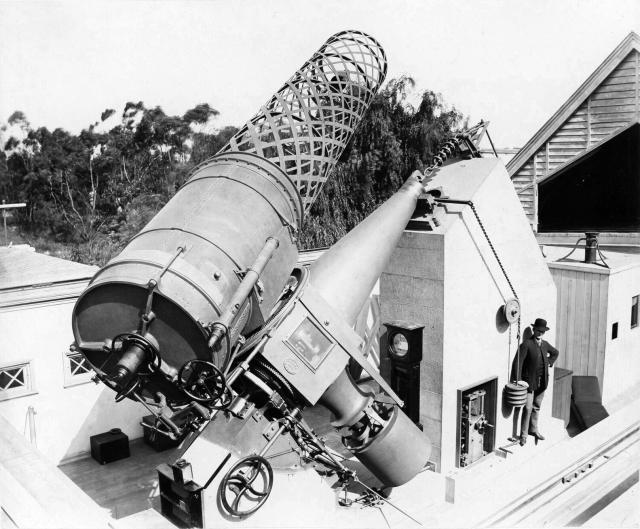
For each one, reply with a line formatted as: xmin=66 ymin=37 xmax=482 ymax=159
xmin=177 ymin=360 xmax=231 ymax=406
xmin=218 ymin=455 xmax=274 ymax=517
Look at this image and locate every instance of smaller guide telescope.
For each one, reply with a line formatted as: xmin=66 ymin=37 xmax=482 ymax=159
xmin=71 ymin=31 xmax=431 ymax=520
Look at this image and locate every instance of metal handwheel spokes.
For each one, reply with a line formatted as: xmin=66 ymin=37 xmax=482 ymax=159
xmin=218 ymin=455 xmax=274 ymax=517
xmin=177 ymin=360 xmax=230 ymax=405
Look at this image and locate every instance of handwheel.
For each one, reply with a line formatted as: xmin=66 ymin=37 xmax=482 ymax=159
xmin=218 ymin=455 xmax=274 ymax=517
xmin=177 ymin=359 xmax=231 ymax=405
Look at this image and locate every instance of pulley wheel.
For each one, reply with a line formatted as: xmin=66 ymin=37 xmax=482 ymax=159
xmin=502 ymin=298 xmax=521 ymax=325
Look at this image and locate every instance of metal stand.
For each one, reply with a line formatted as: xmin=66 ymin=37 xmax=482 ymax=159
xmin=556 ymin=232 xmax=609 ymax=268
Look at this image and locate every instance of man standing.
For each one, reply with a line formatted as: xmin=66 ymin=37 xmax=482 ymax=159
xmin=512 ymin=318 xmax=560 ymax=445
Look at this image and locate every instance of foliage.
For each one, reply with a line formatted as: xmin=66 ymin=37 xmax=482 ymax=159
xmin=298 ymin=77 xmax=464 ymax=248
xmin=0 ymin=79 xmax=464 ymax=264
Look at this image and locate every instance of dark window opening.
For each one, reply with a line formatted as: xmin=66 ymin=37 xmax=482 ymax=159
xmin=538 ymin=123 xmax=640 ymax=233
xmin=612 ymin=322 xmax=619 ymax=340
xmin=632 ymin=296 xmax=639 ymax=329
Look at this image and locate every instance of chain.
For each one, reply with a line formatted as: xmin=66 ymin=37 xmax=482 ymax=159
xmin=421 ymin=135 xmax=464 ymax=181
xmin=467 ymin=202 xmax=521 ymax=343
xmin=421 ymin=121 xmax=489 ymax=182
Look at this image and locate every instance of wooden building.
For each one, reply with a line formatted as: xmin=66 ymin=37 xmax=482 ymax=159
xmin=508 ymin=32 xmax=640 ymax=240
xmin=543 ymin=247 xmax=640 ymax=404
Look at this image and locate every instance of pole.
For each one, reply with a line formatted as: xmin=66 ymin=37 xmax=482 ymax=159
xmin=0 ymin=200 xmax=27 ymax=246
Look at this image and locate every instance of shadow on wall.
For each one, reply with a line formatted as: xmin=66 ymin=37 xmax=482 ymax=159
xmin=500 ymin=327 xmax=533 ymax=422
xmin=495 ymin=306 xmax=510 ymax=334
xmin=62 ymin=385 xmax=145 ymax=462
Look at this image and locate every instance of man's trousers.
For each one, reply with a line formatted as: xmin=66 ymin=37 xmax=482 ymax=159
xmin=521 ymin=389 xmax=545 ymax=436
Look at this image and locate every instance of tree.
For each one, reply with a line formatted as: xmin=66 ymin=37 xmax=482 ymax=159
xmin=299 ymin=78 xmax=464 ymax=249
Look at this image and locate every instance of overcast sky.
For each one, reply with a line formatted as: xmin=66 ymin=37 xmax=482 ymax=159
xmin=0 ymin=0 xmax=638 ymax=148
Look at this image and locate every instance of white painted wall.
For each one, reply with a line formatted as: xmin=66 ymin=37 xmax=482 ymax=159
xmin=0 ymin=295 xmax=146 ymax=464
xmin=602 ymin=265 xmax=640 ymax=405
xmin=381 ymin=231 xmax=445 ymax=466
xmin=440 ymin=159 xmax=557 ymax=472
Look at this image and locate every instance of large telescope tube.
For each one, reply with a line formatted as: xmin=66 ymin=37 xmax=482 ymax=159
xmin=71 ymin=31 xmax=386 ymax=406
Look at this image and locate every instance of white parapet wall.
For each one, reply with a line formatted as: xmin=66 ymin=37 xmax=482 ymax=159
xmin=0 ymin=247 xmax=147 ymax=464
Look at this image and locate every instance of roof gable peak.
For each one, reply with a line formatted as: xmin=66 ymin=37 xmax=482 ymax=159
xmin=508 ymin=31 xmax=640 ymax=175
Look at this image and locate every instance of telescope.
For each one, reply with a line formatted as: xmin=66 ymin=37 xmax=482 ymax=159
xmin=71 ymin=30 xmax=432 ymax=522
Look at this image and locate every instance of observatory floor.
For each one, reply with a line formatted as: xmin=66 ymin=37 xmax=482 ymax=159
xmin=58 ymin=439 xmax=181 ymax=520
xmin=55 ymin=394 xmax=639 ymax=529
xmin=56 ymin=405 xmax=348 ymax=522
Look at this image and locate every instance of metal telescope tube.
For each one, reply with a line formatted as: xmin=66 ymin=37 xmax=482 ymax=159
xmin=71 ymin=31 xmax=386 ymax=406
xmin=309 ymin=171 xmax=431 ymax=486
xmin=310 ymin=171 xmax=425 ymax=325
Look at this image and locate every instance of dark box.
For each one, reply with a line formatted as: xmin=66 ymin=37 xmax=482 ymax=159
xmin=90 ymin=428 xmax=130 ymax=464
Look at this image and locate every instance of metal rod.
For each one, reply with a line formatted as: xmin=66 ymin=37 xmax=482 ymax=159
xmin=485 ymin=127 xmax=498 ymax=158
xmin=208 ymin=237 xmax=280 ymax=349
xmin=353 ymin=477 xmax=423 ymax=526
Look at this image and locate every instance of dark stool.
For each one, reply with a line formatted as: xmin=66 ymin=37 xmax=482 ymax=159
xmin=571 ymin=376 xmax=609 ymax=431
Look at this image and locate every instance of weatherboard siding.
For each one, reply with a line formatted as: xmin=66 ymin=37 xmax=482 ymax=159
xmin=511 ymin=47 xmax=640 ymax=229
xmin=550 ymin=266 xmax=608 ymax=391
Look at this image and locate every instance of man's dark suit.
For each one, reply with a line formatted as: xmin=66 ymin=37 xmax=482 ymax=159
xmin=512 ymin=338 xmax=559 ymax=392
xmin=512 ymin=337 xmax=560 ymax=438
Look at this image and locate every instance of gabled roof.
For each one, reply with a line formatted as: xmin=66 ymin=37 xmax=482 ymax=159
xmin=507 ymin=31 xmax=640 ymax=176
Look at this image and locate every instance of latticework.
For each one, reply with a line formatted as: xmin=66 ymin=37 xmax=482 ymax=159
xmin=219 ymin=30 xmax=387 ymax=216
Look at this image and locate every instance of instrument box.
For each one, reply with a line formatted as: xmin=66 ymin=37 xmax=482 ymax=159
xmin=90 ymin=428 xmax=130 ymax=464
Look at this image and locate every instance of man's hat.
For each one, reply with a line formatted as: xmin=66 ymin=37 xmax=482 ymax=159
xmin=532 ymin=318 xmax=550 ymax=331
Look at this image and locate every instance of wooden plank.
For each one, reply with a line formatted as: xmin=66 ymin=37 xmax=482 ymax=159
xmin=548 ymin=136 xmax=588 ymax=143
xmin=590 ymin=114 xmax=634 ymax=124
xmin=553 ymin=270 xmax=567 ymax=369
xmin=590 ymin=104 xmax=636 ymax=114
xmin=587 ymin=272 xmax=600 ymax=377
xmin=592 ymin=83 xmax=639 ymax=94
xmin=590 ymin=89 xmax=637 ymax=101
xmin=590 ymin=123 xmax=625 ymax=132
xmin=634 ymin=49 xmax=640 ymax=119
xmin=562 ymin=271 xmax=573 ymax=372
xmin=547 ymin=148 xmax=586 ymax=156
xmin=571 ymin=272 xmax=585 ymax=375
xmin=599 ymin=79 xmax=636 ymax=89
xmin=589 ymin=96 xmax=637 ymax=107
xmin=606 ymin=66 xmax=638 ymax=78
xmin=581 ymin=272 xmax=592 ymax=375
xmin=559 ymin=122 xmax=588 ymax=130
xmin=595 ymin=275 xmax=609 ymax=393
xmin=553 ymin=129 xmax=590 ymax=137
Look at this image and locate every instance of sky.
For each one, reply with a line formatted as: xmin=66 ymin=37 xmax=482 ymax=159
xmin=0 ymin=0 xmax=638 ymax=148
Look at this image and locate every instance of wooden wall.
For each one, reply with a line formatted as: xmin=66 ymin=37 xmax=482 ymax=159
xmin=511 ymin=49 xmax=640 ymax=229
xmin=549 ymin=266 xmax=609 ymax=389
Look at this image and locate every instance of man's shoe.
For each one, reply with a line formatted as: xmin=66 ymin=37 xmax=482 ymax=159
xmin=519 ymin=435 xmax=527 ymax=446
xmin=529 ymin=431 xmax=545 ymax=441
